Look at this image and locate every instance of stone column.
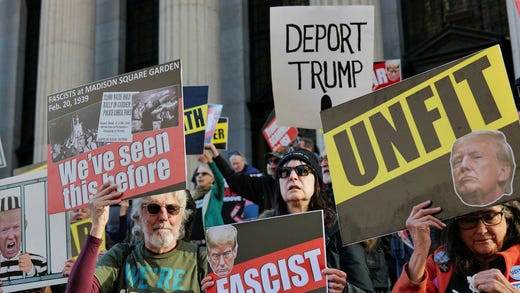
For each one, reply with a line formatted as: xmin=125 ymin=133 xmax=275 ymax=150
xmin=159 ymin=0 xmax=220 ymax=99
xmin=33 ymin=0 xmax=96 ymax=163
xmin=95 ymin=0 xmax=125 ymax=80
xmin=159 ymin=0 xmax=220 ymax=182
xmin=0 ymin=0 xmax=25 ymax=177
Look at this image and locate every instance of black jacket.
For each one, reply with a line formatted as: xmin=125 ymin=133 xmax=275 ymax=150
xmin=326 ymin=220 xmax=374 ymax=293
xmin=213 ymin=155 xmax=276 ymax=212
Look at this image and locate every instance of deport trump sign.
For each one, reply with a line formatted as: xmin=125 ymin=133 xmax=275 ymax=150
xmin=270 ymin=5 xmax=374 ymax=129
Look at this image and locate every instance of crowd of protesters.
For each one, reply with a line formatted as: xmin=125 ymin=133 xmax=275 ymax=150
xmin=6 ymin=130 xmax=520 ymax=292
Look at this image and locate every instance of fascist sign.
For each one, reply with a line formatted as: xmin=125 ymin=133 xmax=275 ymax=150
xmin=205 ymin=211 xmax=326 ymax=293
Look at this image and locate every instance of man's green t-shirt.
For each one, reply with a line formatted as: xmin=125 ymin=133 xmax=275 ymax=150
xmin=95 ymin=240 xmax=208 ymax=293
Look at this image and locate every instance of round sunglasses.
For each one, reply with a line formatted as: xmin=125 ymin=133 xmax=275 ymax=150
xmin=143 ymin=203 xmax=182 ymax=215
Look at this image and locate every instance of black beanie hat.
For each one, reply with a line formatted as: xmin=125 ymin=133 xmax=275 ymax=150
xmin=0 ymin=196 xmax=20 ymax=212
xmin=277 ymin=149 xmax=323 ymax=183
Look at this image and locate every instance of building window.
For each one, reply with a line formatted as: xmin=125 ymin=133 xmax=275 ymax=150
xmin=125 ymin=0 xmax=158 ymax=72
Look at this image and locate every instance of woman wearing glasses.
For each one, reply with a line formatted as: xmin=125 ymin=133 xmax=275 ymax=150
xmin=273 ymin=149 xmax=374 ymax=293
xmin=201 ymin=149 xmax=373 ymax=293
xmin=392 ymin=200 xmax=520 ymax=292
xmin=190 ymin=147 xmax=225 ymax=244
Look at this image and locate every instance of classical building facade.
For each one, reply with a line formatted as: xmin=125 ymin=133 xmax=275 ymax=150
xmin=0 ymin=0 xmax=518 ymax=179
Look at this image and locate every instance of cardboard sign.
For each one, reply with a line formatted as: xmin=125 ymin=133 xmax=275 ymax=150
xmin=321 ymin=45 xmax=520 ymax=244
xmin=70 ymin=217 xmax=105 ymax=258
xmin=205 ymin=211 xmax=326 ymax=293
xmin=0 ymin=170 xmax=68 ymax=291
xmin=262 ymin=111 xmax=299 ymax=151
xmin=270 ymin=5 xmax=374 ymax=129
xmin=212 ymin=117 xmax=228 ymax=150
xmin=47 ymin=60 xmax=186 ymax=214
xmin=184 ymin=86 xmax=209 ymax=155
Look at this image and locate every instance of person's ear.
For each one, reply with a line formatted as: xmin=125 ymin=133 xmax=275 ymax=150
xmin=498 ymin=164 xmax=511 ymax=183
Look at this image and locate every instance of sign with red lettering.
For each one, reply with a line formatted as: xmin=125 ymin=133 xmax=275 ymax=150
xmin=270 ymin=5 xmax=374 ymax=129
xmin=372 ymin=59 xmax=401 ymax=91
xmin=205 ymin=211 xmax=327 ymax=293
xmin=261 ymin=110 xmax=299 ymax=151
xmin=47 ymin=60 xmax=186 ymax=214
xmin=322 ymin=45 xmax=520 ymax=244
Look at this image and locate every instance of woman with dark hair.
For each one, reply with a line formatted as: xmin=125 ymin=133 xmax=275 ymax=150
xmin=201 ymin=149 xmax=373 ymax=293
xmin=269 ymin=149 xmax=373 ymax=293
xmin=393 ymin=200 xmax=520 ymax=292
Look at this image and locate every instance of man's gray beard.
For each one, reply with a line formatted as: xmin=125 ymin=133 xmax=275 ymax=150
xmin=323 ymin=172 xmax=331 ymax=185
xmin=147 ymin=224 xmax=179 ymax=249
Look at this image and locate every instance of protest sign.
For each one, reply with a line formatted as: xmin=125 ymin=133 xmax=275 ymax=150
xmin=321 ymin=45 xmax=520 ymax=244
xmin=47 ymin=60 xmax=186 ymax=214
xmin=0 ymin=170 xmax=68 ymax=291
xmin=372 ymin=59 xmax=401 ymax=91
xmin=205 ymin=211 xmax=327 ymax=293
xmin=184 ymin=86 xmax=209 ymax=155
xmin=212 ymin=117 xmax=228 ymax=150
xmin=205 ymin=104 xmax=223 ymax=144
xmin=262 ymin=110 xmax=299 ymax=151
xmin=270 ymin=5 xmax=374 ymax=129
xmin=70 ymin=217 xmax=105 ymax=258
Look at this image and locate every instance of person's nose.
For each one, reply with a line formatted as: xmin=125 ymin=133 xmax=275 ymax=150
xmin=6 ymin=229 xmax=15 ymax=239
xmin=474 ymin=219 xmax=488 ymax=234
xmin=157 ymin=207 xmax=169 ymax=221
xmin=288 ymin=168 xmax=299 ymax=180
xmin=218 ymin=255 xmax=226 ymax=265
xmin=459 ymin=156 xmax=470 ymax=171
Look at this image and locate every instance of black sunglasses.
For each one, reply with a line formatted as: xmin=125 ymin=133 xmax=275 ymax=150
xmin=143 ymin=203 xmax=182 ymax=215
xmin=277 ymin=165 xmax=312 ymax=178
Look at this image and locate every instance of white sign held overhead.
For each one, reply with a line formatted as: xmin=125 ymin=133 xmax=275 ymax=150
xmin=270 ymin=5 xmax=374 ymax=129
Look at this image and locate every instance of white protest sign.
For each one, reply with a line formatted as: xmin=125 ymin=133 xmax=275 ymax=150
xmin=270 ymin=5 xmax=374 ymax=129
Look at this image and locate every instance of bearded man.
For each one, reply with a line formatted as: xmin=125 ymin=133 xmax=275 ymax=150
xmin=66 ymin=183 xmax=207 ymax=292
